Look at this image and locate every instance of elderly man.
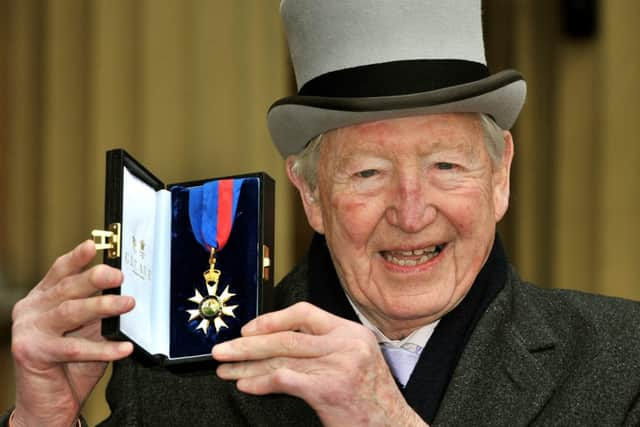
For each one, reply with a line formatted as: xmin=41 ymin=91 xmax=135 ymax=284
xmin=6 ymin=1 xmax=640 ymax=426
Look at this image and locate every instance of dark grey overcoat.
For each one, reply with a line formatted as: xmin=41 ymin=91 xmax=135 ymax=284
xmin=94 ymin=242 xmax=640 ymax=426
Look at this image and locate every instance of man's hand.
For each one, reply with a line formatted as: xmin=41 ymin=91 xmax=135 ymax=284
xmin=11 ymin=240 xmax=135 ymax=427
xmin=212 ymin=302 xmax=428 ymax=427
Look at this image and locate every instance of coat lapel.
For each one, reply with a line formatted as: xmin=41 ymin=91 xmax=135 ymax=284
xmin=298 ymin=234 xmax=562 ymax=425
xmin=402 ymin=237 xmax=510 ymax=421
xmin=434 ymin=273 xmax=560 ymax=426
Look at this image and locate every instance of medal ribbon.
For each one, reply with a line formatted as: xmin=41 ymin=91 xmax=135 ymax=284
xmin=189 ymin=179 xmax=244 ymax=252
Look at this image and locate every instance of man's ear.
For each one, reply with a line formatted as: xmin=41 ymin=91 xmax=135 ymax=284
xmin=493 ymin=130 xmax=514 ymax=222
xmin=286 ymin=156 xmax=325 ymax=234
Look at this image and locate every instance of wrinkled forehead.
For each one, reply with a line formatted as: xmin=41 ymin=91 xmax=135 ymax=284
xmin=319 ymin=113 xmax=486 ymax=161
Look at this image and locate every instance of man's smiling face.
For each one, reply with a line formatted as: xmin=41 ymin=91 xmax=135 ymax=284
xmin=290 ymin=113 xmax=513 ymax=339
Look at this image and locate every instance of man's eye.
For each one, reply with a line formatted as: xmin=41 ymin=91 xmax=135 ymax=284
xmin=355 ymin=169 xmax=378 ymax=178
xmin=435 ymin=162 xmax=456 ymax=170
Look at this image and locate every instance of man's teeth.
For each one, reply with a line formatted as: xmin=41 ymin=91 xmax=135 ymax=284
xmin=383 ymin=245 xmax=443 ymax=266
xmin=398 ymin=248 xmax=435 ymax=256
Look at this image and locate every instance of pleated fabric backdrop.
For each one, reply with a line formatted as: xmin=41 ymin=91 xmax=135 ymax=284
xmin=0 ymin=0 xmax=638 ymax=423
xmin=485 ymin=0 xmax=640 ymax=300
xmin=0 ymin=1 xmax=303 ymax=422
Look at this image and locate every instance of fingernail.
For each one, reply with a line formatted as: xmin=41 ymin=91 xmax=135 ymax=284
xmin=216 ymin=364 xmax=230 ymax=378
xmin=212 ymin=343 xmax=229 ymax=359
xmin=120 ymin=296 xmax=134 ymax=310
xmin=119 ymin=342 xmax=133 ymax=353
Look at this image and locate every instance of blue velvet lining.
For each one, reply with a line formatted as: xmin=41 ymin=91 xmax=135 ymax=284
xmin=169 ymin=178 xmax=260 ymax=359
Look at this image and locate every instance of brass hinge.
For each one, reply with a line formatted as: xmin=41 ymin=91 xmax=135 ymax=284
xmin=262 ymin=244 xmax=271 ymax=281
xmin=91 ymin=223 xmax=121 ymax=259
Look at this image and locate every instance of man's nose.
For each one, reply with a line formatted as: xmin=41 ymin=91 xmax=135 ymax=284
xmin=385 ymin=173 xmax=437 ymax=232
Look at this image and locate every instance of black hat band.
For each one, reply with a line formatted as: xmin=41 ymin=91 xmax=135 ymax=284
xmin=298 ymin=59 xmax=489 ymax=98
xmin=298 ymin=59 xmax=490 ymax=98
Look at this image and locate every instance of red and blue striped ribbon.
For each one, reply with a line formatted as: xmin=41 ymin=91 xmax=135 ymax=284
xmin=189 ymin=179 xmax=244 ymax=251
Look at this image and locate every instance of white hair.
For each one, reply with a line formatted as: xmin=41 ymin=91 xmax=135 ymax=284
xmin=290 ymin=113 xmax=506 ymax=190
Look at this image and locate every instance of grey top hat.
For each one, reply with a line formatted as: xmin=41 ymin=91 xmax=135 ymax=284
xmin=267 ymin=0 xmax=527 ymax=158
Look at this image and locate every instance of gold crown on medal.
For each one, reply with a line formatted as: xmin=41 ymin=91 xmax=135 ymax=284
xmin=204 ymin=267 xmax=221 ymax=286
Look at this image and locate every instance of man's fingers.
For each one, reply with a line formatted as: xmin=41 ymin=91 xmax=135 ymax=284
xmin=234 ymin=367 xmax=309 ymax=398
xmin=49 ymin=265 xmax=123 ymax=303
xmin=17 ymin=264 xmax=124 ymax=317
xmin=40 ymin=294 xmax=134 ymax=335
xmin=216 ymin=357 xmax=305 ymax=380
xmin=13 ymin=331 xmax=133 ymax=369
xmin=241 ymin=302 xmax=345 ymax=337
xmin=213 ymin=330 xmax=334 ymax=362
xmin=46 ymin=336 xmax=134 ymax=363
xmin=38 ymin=240 xmax=97 ymax=290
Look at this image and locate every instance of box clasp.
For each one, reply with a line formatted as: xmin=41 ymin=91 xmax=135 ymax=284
xmin=91 ymin=223 xmax=121 ymax=259
xmin=262 ymin=244 xmax=271 ymax=281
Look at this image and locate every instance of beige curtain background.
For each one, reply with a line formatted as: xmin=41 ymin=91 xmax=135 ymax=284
xmin=485 ymin=0 xmax=640 ymax=299
xmin=0 ymin=0 xmax=638 ymax=424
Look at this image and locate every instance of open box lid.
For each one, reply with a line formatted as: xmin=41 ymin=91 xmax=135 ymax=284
xmin=92 ymin=149 xmax=274 ymax=365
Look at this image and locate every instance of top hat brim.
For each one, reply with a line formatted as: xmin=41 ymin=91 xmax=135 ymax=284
xmin=267 ymin=69 xmax=526 ymax=157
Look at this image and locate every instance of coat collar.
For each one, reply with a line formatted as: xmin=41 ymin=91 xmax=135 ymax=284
xmin=433 ymin=270 xmax=560 ymax=425
xmin=301 ymin=233 xmax=560 ymax=424
xmin=305 ymin=233 xmax=551 ymax=422
xmin=402 ymin=235 xmax=509 ymax=421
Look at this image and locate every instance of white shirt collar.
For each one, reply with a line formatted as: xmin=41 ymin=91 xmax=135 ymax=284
xmin=346 ymin=295 xmax=439 ymax=353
